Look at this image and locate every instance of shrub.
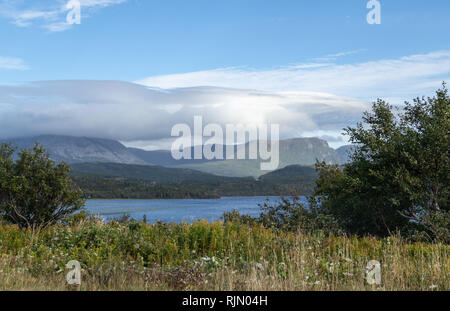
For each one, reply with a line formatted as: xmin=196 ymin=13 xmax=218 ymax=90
xmin=222 ymin=210 xmax=256 ymax=225
xmin=258 ymin=196 xmax=344 ymax=235
xmin=223 ymin=197 xmax=344 ymax=236
xmin=313 ymin=84 xmax=449 ymax=240
xmin=0 ymin=142 xmax=85 ymax=229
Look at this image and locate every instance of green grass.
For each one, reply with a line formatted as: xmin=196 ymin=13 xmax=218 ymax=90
xmin=0 ymin=216 xmax=448 ymax=291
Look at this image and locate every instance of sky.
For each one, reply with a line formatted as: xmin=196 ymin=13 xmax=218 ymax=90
xmin=0 ymin=0 xmax=449 ymax=149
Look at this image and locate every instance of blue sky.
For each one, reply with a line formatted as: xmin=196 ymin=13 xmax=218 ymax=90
xmin=1 ymin=0 xmax=449 ymax=82
xmin=0 ymin=0 xmax=449 ymax=148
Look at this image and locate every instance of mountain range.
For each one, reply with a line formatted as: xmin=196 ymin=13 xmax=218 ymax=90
xmin=2 ymin=135 xmax=352 ymax=178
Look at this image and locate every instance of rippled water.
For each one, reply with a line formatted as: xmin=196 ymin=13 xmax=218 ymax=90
xmin=85 ymin=196 xmax=284 ymax=223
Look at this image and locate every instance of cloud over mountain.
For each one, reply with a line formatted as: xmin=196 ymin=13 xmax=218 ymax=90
xmin=0 ymin=80 xmax=367 ymax=149
xmin=1 ymin=51 xmax=448 ymax=149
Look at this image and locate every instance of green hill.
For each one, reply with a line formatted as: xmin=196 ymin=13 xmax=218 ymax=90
xmin=69 ymin=162 xmax=241 ymax=183
xmin=181 ymin=138 xmax=341 ymax=177
xmin=69 ymin=162 xmax=319 ymax=199
xmin=70 ymin=175 xmax=221 ymax=199
xmin=259 ymin=165 xmax=318 ymax=184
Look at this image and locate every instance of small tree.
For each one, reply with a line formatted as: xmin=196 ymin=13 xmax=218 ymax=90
xmin=313 ymin=83 xmax=449 ymax=241
xmin=0 ymin=142 xmax=85 ymax=229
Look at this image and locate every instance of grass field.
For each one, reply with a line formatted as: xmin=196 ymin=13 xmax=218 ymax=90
xmin=0 ymin=216 xmax=448 ymax=291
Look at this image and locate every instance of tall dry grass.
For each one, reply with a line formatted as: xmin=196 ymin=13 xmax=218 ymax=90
xmin=0 ymin=217 xmax=448 ymax=291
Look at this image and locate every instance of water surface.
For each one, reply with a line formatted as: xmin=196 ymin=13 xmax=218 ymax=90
xmin=85 ymin=196 xmax=283 ymax=223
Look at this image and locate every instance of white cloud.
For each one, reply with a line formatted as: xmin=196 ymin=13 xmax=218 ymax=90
xmin=312 ymin=49 xmax=368 ymax=62
xmin=0 ymin=81 xmax=369 ymax=149
xmin=0 ymin=0 xmax=127 ymax=32
xmin=11 ymin=10 xmax=58 ymax=27
xmin=0 ymin=51 xmax=448 ymax=149
xmin=80 ymin=0 xmax=127 ymax=7
xmin=137 ymin=51 xmax=450 ymax=103
xmin=0 ymin=56 xmax=28 ymax=70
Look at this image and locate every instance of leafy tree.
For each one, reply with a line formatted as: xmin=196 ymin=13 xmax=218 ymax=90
xmin=257 ymin=196 xmax=343 ymax=235
xmin=0 ymin=142 xmax=85 ymax=229
xmin=222 ymin=196 xmax=343 ymax=235
xmin=313 ymin=84 xmax=449 ymax=241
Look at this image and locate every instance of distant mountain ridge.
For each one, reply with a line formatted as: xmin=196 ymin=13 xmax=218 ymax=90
xmin=335 ymin=145 xmax=355 ymax=164
xmin=2 ymin=135 xmax=353 ymax=177
xmin=179 ymin=138 xmax=346 ymax=177
xmin=4 ymin=135 xmax=146 ymax=165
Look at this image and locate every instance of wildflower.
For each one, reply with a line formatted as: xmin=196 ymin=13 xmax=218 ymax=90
xmin=344 ymin=257 xmax=353 ymax=263
xmin=200 ymin=256 xmax=219 ymax=266
xmin=343 ymin=272 xmax=353 ymax=277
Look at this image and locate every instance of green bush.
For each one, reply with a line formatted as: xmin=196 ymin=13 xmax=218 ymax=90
xmin=222 ymin=197 xmax=344 ymax=236
xmin=313 ymin=84 xmax=449 ymax=240
xmin=0 ymin=143 xmax=85 ymax=229
xmin=257 ymin=196 xmax=344 ymax=235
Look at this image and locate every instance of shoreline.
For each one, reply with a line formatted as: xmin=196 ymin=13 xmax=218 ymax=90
xmin=84 ymin=195 xmax=288 ymax=201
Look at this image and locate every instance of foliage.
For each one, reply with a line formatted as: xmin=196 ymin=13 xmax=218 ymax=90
xmin=71 ymin=175 xmax=220 ymax=199
xmin=257 ymin=196 xmax=344 ymax=235
xmin=222 ymin=209 xmax=256 ymax=225
xmin=0 ymin=217 xmax=448 ymax=290
xmin=70 ymin=167 xmax=318 ymax=199
xmin=223 ymin=196 xmax=343 ymax=236
xmin=0 ymin=143 xmax=85 ymax=229
xmin=312 ymin=84 xmax=449 ymax=240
